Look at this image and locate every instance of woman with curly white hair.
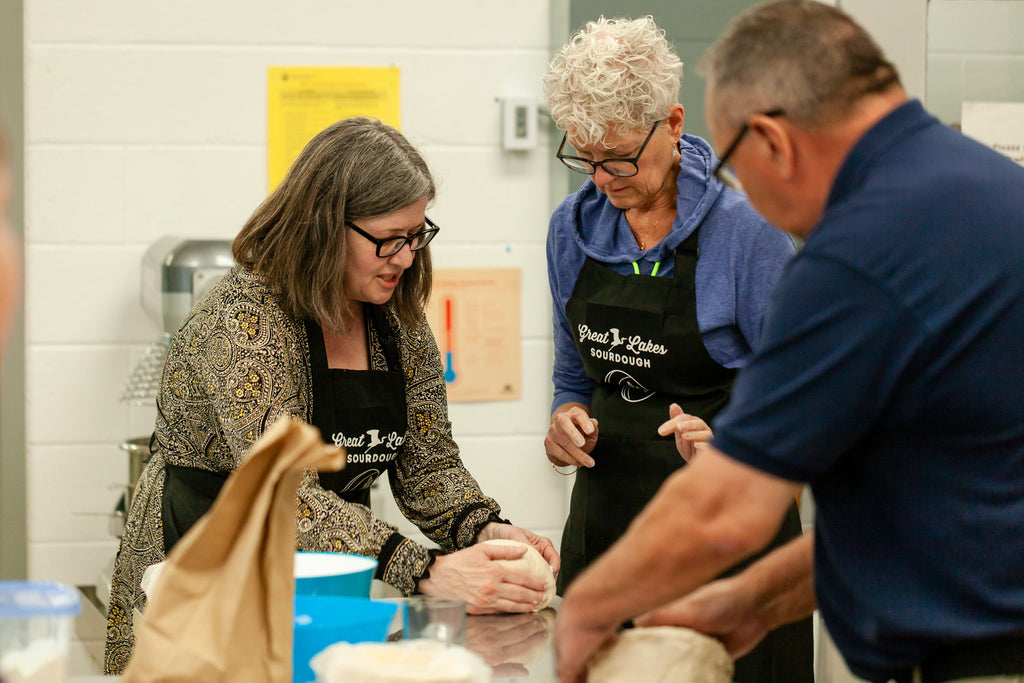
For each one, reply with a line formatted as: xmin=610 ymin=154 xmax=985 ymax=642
xmin=542 ymin=16 xmax=811 ymax=681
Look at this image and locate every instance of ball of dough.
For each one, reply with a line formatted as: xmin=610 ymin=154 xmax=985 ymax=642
xmin=588 ymin=626 xmax=733 ymax=683
xmin=309 ymin=640 xmax=490 ymax=683
xmin=481 ymin=539 xmax=556 ymax=610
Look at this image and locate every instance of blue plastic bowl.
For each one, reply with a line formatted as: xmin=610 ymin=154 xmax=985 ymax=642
xmin=294 ymin=551 xmax=377 ymax=598
xmin=292 ymin=594 xmax=398 ymax=683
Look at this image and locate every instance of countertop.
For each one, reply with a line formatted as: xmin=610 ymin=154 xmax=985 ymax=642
xmin=69 ymin=597 xmax=561 ymax=683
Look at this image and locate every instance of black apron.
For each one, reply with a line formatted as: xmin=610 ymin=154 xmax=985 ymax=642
xmin=559 ymin=225 xmax=813 ymax=683
xmin=162 ymin=305 xmax=407 ymax=551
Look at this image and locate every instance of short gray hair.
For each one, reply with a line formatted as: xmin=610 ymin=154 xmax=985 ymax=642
xmin=543 ymin=16 xmax=682 ymax=148
xmin=233 ymin=117 xmax=435 ymax=331
xmin=698 ymin=0 xmax=900 ymax=129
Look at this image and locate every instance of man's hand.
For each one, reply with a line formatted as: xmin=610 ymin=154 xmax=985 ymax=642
xmin=638 ymin=533 xmax=816 ymax=658
xmin=555 ymin=596 xmax=619 ymax=683
xmin=635 ymin=575 xmax=768 ymax=658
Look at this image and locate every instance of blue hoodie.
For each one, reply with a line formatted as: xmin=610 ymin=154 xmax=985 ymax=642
xmin=548 ymin=133 xmax=796 ymax=413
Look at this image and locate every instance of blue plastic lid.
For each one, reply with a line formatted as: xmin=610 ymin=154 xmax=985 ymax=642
xmin=0 ymin=582 xmax=81 ymax=618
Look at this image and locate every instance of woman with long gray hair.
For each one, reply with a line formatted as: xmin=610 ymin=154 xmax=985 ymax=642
xmin=105 ymin=117 xmax=559 ymax=674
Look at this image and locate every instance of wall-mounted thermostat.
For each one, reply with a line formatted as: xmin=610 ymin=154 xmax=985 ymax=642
xmin=501 ymin=96 xmax=538 ymax=151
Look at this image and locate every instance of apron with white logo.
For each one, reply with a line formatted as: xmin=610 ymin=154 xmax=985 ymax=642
xmin=560 ymin=226 xmax=736 ymax=586
xmin=306 ymin=305 xmax=407 ymax=506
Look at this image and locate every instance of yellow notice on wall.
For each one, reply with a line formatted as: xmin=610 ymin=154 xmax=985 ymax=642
xmin=425 ymin=269 xmax=522 ymax=403
xmin=267 ymin=66 xmax=401 ymax=190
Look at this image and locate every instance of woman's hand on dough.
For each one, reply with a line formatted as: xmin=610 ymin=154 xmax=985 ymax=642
xmin=476 ymin=523 xmax=561 ymax=577
xmin=657 ymin=403 xmax=713 ymax=462
xmin=633 ymin=575 xmax=768 ymax=659
xmin=545 ymin=404 xmax=599 ymax=468
xmin=419 ymin=543 xmax=552 ymax=615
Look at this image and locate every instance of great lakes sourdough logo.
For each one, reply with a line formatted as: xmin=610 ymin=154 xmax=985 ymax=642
xmin=578 ymin=324 xmax=665 ymax=403
xmin=329 ymin=428 xmax=406 ymax=492
xmin=577 ymin=324 xmax=668 ymax=368
xmin=331 ymin=429 xmax=405 ymax=463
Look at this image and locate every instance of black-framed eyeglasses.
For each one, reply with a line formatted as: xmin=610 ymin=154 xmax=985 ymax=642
xmin=556 ymin=120 xmax=662 ymax=177
xmin=345 ymin=216 xmax=440 ymax=258
xmin=712 ymin=109 xmax=785 ymax=192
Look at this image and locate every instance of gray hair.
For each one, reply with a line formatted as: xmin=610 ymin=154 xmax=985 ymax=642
xmin=698 ymin=0 xmax=900 ymax=129
xmin=233 ymin=116 xmax=435 ymax=331
xmin=543 ymin=15 xmax=683 ymax=148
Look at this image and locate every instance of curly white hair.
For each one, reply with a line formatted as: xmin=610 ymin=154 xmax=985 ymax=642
xmin=543 ymin=15 xmax=682 ymax=148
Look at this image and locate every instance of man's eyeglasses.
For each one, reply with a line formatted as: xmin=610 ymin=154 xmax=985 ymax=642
xmin=712 ymin=109 xmax=785 ymax=192
xmin=556 ymin=120 xmax=662 ymax=177
xmin=345 ymin=216 xmax=440 ymax=258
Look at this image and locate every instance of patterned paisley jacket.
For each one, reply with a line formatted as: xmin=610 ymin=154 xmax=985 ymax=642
xmin=104 ymin=266 xmax=502 ymax=674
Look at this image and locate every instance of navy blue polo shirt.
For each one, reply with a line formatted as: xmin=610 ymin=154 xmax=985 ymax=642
xmin=712 ymin=100 xmax=1024 ymax=682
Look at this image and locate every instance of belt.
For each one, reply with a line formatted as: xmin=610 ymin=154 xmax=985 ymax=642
xmin=893 ymin=631 xmax=1024 ymax=683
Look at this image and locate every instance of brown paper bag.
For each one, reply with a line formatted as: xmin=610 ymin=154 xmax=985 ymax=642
xmin=122 ymin=418 xmax=345 ymax=683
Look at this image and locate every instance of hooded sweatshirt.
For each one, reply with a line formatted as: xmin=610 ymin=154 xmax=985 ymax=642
xmin=548 ymin=133 xmax=796 ymax=414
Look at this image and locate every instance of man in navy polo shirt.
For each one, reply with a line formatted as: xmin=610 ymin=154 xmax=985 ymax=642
xmin=553 ymin=2 xmax=1024 ymax=682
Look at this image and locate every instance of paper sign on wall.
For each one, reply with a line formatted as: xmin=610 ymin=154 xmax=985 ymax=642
xmin=425 ymin=269 xmax=521 ymax=403
xmin=961 ymin=101 xmax=1024 ymax=166
xmin=267 ymin=66 xmax=401 ymax=190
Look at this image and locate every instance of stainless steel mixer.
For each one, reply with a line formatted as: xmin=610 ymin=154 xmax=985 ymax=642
xmin=121 ymin=236 xmax=235 ymax=404
xmin=119 ymin=235 xmax=234 ymax=500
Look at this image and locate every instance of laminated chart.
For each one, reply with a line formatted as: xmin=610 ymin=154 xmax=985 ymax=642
xmin=425 ymin=268 xmax=521 ymax=402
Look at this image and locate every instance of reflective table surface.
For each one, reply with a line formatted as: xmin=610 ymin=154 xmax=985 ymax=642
xmin=69 ymin=598 xmax=562 ymax=683
xmin=452 ymin=603 xmax=559 ymax=682
xmin=376 ymin=595 xmax=560 ymax=682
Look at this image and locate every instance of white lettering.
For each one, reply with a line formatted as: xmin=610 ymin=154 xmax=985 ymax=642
xmin=579 ymin=324 xmax=668 ymax=358
xmin=589 ymin=347 xmax=653 ymax=368
xmin=346 ymin=451 xmax=400 ymax=464
xmin=626 ymin=335 xmax=668 ymax=356
xmin=383 ymin=431 xmax=405 ymax=449
xmin=332 ymin=428 xmax=406 ymax=452
xmin=332 ymin=432 xmax=365 ymax=449
xmin=578 ymin=324 xmax=609 ymax=345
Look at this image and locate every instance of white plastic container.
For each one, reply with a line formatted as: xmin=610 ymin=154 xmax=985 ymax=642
xmin=0 ymin=582 xmax=80 ymax=683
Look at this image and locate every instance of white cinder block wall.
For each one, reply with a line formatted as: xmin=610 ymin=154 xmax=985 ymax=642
xmin=22 ymin=0 xmax=565 ymax=584
xmin=926 ymin=0 xmax=1024 ymax=125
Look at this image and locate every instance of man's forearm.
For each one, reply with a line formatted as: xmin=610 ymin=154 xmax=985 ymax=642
xmin=747 ymin=532 xmax=816 ymax=630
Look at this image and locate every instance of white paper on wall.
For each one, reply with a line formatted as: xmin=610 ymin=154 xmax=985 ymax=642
xmin=961 ymin=101 xmax=1024 ymax=166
